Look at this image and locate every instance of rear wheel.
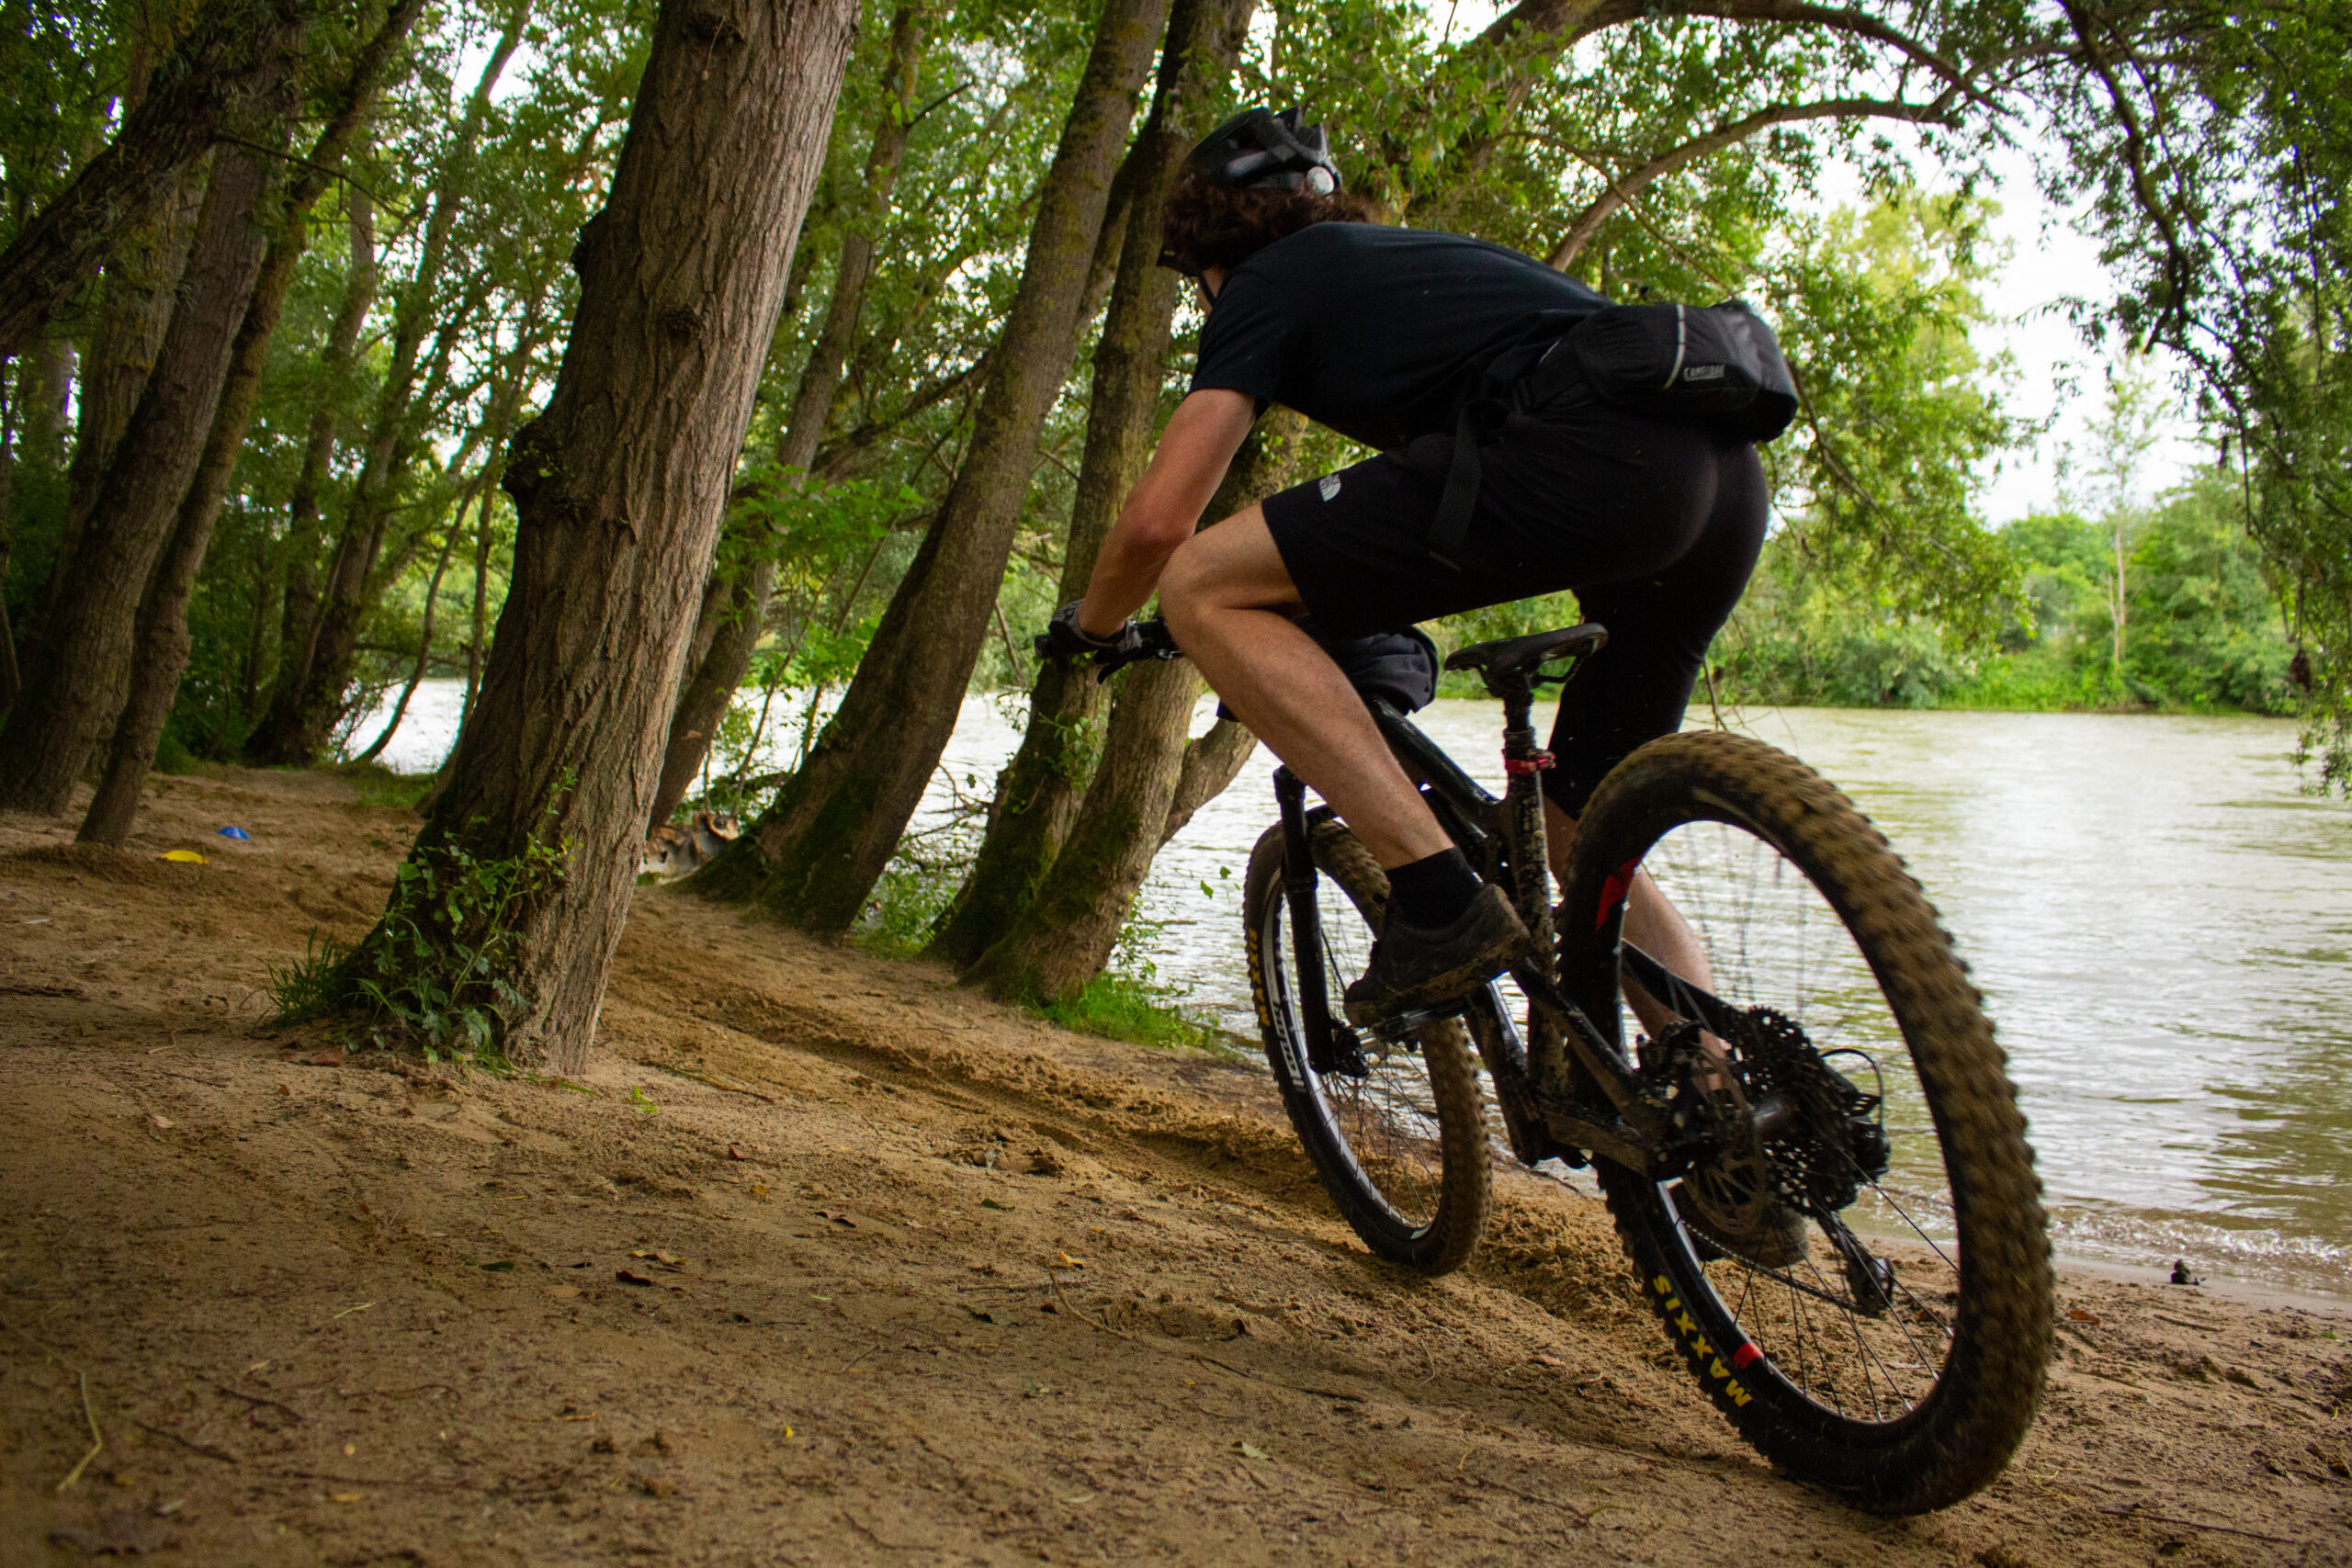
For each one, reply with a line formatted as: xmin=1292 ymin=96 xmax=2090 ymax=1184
xmin=1559 ymin=730 xmax=2052 ymax=1514
xmin=1243 ymin=815 xmax=1489 ymax=1274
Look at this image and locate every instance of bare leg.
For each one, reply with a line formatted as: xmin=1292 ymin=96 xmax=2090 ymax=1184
xmin=1159 ymin=508 xmax=1452 ymax=869
xmin=1545 ymin=795 xmax=1714 ymax=1043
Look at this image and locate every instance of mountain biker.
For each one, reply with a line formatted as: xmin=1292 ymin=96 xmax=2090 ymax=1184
xmin=1045 ymin=108 xmax=1770 ymax=1043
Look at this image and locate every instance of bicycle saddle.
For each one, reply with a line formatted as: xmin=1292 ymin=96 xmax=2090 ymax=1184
xmin=1442 ymin=623 xmax=1608 ymax=683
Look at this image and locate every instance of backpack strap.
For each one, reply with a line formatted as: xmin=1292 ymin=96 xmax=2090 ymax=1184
xmin=1425 ymin=338 xmax=1586 ymax=573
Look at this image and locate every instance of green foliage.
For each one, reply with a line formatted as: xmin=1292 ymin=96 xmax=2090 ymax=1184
xmin=271 ymin=788 xmax=572 ymax=1063
xmin=1035 ymin=970 xmax=1233 ymax=1056
xmin=1716 ymin=473 xmax=2295 ymax=714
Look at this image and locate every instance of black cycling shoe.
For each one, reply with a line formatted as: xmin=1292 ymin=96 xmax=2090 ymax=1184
xmin=1342 ymin=884 xmax=1532 ymax=1032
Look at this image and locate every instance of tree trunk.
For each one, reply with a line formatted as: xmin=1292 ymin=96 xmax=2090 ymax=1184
xmin=929 ymin=0 xmax=1254 ymax=968
xmin=73 ymin=0 xmax=423 ymax=843
xmin=647 ymin=0 xmax=930 ymax=829
xmin=1160 ymin=712 xmax=1256 ymax=843
xmin=341 ymin=0 xmax=858 ymax=1071
xmin=0 ymin=128 xmax=291 ymax=816
xmin=963 ymin=410 xmax=1298 ymax=1001
xmin=53 ymin=168 xmax=206 ymax=576
xmin=696 ymin=0 xmax=1173 ymax=934
xmin=254 ymin=194 xmax=375 ymax=736
xmin=0 ymin=0 xmax=319 ymax=360
xmin=247 ymin=3 xmax=527 ymax=767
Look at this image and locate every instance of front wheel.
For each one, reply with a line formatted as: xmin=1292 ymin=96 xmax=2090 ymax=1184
xmin=1559 ymin=730 xmax=2052 ymax=1514
xmin=1243 ymin=817 xmax=1490 ymax=1274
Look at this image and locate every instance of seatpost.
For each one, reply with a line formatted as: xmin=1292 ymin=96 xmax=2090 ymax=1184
xmin=1496 ymin=681 xmax=1558 ymax=959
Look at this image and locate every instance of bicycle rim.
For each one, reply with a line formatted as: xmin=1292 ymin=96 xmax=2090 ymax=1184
xmin=1566 ymin=732 xmax=2050 ymax=1511
xmin=1243 ymin=821 xmax=1487 ymax=1271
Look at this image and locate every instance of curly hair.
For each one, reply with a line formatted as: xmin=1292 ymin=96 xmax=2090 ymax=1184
xmin=1158 ymin=176 xmax=1379 ymax=276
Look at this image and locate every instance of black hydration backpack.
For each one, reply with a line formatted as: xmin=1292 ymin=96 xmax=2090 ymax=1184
xmin=1562 ymin=299 xmax=1798 ymax=442
xmin=1424 ymin=299 xmax=1797 ymax=572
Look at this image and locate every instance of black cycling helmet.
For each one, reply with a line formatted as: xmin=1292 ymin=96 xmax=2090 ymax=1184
xmin=1184 ymin=107 xmax=1341 ymax=196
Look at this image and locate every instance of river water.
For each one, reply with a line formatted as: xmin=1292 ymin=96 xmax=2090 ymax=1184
xmin=366 ymin=684 xmax=2352 ymax=1298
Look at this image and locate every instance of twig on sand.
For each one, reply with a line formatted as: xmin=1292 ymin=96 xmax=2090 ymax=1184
xmin=57 ymin=1371 xmax=103 ymax=1491
xmin=213 ymin=1382 xmax=306 ymax=1425
xmin=0 ymin=1314 xmax=109 ymax=1491
xmin=661 ymin=1065 xmax=777 ymax=1103
xmin=131 ymin=1418 xmax=241 ymax=1464
xmin=2100 ymin=1503 xmax=2301 ymax=1546
xmin=842 ymin=1512 xmax=925 ymax=1550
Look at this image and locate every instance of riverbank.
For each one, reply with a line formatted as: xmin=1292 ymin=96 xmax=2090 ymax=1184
xmin=4 ymin=767 xmax=2348 ymax=1565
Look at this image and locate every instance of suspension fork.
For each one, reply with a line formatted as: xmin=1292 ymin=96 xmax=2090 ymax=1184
xmin=1273 ymin=767 xmax=1352 ymax=1076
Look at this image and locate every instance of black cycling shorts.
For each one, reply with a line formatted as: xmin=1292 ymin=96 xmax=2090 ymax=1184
xmin=1261 ymin=391 xmax=1770 ymax=815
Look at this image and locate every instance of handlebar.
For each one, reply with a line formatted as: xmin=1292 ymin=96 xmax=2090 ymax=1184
xmin=1032 ymin=617 xmax=1184 ymax=682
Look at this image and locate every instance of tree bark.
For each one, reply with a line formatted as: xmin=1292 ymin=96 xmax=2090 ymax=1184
xmin=247 ymin=1 xmax=527 ymax=767
xmin=0 ymin=125 xmax=292 ymax=816
xmin=696 ymin=0 xmax=1173 ymax=934
xmin=647 ymin=0 xmax=930 ymax=829
xmin=0 ymin=0 xmax=320 ymax=360
xmin=73 ymin=0 xmax=424 ymax=844
xmin=1159 ymin=711 xmax=1256 ymax=843
xmin=256 ymin=193 xmax=376 ymax=732
xmin=963 ymin=410 xmax=1297 ymax=1001
xmin=52 ymin=169 xmax=206 ymax=578
xmin=929 ymin=0 xmax=1254 ymax=969
xmin=343 ymin=0 xmax=858 ymax=1070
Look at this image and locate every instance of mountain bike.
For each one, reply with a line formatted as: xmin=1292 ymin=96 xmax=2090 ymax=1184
xmin=1093 ymin=617 xmax=2052 ymax=1514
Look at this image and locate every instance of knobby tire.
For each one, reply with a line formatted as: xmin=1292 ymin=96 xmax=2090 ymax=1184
xmin=1561 ymin=730 xmax=2052 ymax=1514
xmin=1243 ymin=817 xmax=1490 ymax=1274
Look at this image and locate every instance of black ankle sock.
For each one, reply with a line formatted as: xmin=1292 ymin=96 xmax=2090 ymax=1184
xmin=1385 ymin=848 xmax=1481 ymax=929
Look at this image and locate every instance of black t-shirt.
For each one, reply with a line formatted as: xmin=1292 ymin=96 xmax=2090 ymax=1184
xmin=1188 ymin=223 xmax=1610 ymax=452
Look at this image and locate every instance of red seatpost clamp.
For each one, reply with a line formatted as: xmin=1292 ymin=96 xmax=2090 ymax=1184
xmin=1502 ymin=750 xmax=1555 ymax=775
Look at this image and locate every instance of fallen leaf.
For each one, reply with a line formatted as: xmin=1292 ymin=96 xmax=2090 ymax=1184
xmin=1054 ymin=1251 xmax=1087 ymax=1269
xmin=1235 ymin=1440 xmax=1268 ymax=1461
xmin=616 ymin=1269 xmax=654 ymax=1286
xmin=276 ymin=1084 xmax=292 ymax=1096
xmin=147 ymin=1113 xmax=175 ymax=1131
xmin=979 ymin=1198 xmax=1010 ymax=1212
xmin=282 ymin=1048 xmax=343 ymax=1067
xmin=727 ymin=1144 xmax=752 ymax=1161
xmin=2067 ymin=1307 xmax=2101 ymax=1325
xmin=1534 ymin=1354 xmax=1566 ymax=1369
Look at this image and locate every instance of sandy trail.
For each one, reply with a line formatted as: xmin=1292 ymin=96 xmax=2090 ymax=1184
xmin=2 ymin=769 xmax=2346 ymax=1566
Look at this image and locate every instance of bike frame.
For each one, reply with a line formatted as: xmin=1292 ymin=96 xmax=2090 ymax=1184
xmin=1272 ymin=666 xmax=1698 ymax=1179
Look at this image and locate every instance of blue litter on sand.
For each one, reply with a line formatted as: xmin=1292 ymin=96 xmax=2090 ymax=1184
xmin=218 ymin=825 xmax=252 ymax=840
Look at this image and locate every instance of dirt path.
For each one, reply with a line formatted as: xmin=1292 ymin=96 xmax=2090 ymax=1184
xmin=3 ymin=769 xmax=2347 ymax=1566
